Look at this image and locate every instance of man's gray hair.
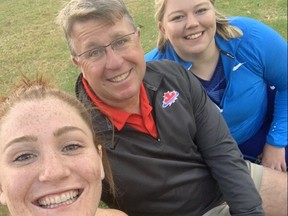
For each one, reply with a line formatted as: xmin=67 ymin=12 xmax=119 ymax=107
xmin=56 ymin=0 xmax=137 ymax=56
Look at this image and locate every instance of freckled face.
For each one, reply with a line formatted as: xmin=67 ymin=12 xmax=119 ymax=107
xmin=71 ymin=18 xmax=146 ymax=110
xmin=0 ymin=98 xmax=104 ymax=216
xmin=159 ymin=0 xmax=217 ymax=61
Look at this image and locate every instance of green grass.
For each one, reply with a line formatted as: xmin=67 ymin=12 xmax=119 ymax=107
xmin=0 ymin=0 xmax=287 ymax=215
xmin=0 ymin=0 xmax=287 ymax=95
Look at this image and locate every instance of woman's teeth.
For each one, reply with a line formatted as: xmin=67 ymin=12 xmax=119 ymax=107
xmin=186 ymin=32 xmax=202 ymax=40
xmin=110 ymin=71 xmax=130 ymax=82
xmin=38 ymin=190 xmax=79 ymax=209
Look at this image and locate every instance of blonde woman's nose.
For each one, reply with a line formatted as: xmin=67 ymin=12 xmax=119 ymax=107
xmin=186 ymin=13 xmax=199 ymax=28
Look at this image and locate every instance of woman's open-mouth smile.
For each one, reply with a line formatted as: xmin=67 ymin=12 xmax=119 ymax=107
xmin=36 ymin=189 xmax=82 ymax=209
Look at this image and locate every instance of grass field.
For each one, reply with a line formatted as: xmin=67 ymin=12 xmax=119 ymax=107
xmin=0 ymin=0 xmax=287 ymax=215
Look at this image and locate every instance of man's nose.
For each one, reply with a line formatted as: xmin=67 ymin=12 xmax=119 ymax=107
xmin=104 ymin=46 xmax=124 ymax=70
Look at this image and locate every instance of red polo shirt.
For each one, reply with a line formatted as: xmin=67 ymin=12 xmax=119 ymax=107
xmin=82 ymin=77 xmax=158 ymax=138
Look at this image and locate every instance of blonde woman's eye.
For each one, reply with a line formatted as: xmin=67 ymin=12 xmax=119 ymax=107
xmin=196 ymin=8 xmax=208 ymax=14
xmin=171 ymin=15 xmax=184 ymax=21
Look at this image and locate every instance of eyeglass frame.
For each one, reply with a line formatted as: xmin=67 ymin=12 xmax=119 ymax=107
xmin=75 ymin=30 xmax=138 ymax=61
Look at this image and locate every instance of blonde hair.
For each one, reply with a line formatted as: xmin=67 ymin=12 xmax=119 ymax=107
xmin=0 ymin=75 xmax=116 ymax=197
xmin=155 ymin=0 xmax=243 ymax=51
xmin=56 ymin=0 xmax=137 ymax=56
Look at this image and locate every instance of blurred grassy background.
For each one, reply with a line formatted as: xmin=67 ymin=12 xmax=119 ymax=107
xmin=0 ymin=0 xmax=287 ymax=215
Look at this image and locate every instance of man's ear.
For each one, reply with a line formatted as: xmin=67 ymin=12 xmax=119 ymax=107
xmin=135 ymin=27 xmax=141 ymax=44
xmin=71 ymin=55 xmax=80 ymax=67
xmin=71 ymin=56 xmax=86 ymax=78
xmin=137 ymin=27 xmax=141 ymax=36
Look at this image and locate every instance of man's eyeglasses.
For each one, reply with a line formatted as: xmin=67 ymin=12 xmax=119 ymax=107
xmin=76 ymin=31 xmax=137 ymax=62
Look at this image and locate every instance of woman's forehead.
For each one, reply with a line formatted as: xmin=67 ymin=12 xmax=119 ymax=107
xmin=3 ymin=98 xmax=80 ymax=128
xmin=0 ymin=97 xmax=91 ymax=144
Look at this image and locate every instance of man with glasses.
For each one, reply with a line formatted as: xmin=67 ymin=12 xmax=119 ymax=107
xmin=57 ymin=0 xmax=287 ymax=215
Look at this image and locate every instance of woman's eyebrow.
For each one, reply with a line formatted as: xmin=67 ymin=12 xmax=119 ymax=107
xmin=3 ymin=135 xmax=37 ymax=152
xmin=53 ymin=126 xmax=88 ymax=137
xmin=167 ymin=2 xmax=210 ymax=17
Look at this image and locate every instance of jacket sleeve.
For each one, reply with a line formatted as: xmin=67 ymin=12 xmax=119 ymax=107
xmin=186 ymin=70 xmax=264 ymax=215
xmin=260 ymin=27 xmax=287 ymax=147
xmin=238 ymin=18 xmax=287 ymax=147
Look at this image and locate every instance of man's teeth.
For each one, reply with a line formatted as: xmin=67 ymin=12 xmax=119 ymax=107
xmin=38 ymin=190 xmax=79 ymax=209
xmin=186 ymin=32 xmax=202 ymax=40
xmin=110 ymin=71 xmax=130 ymax=82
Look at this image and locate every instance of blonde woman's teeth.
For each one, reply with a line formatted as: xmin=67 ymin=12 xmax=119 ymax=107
xmin=186 ymin=32 xmax=202 ymax=40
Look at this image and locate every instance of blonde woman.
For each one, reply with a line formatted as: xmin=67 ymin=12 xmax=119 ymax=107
xmin=146 ymin=0 xmax=287 ymax=172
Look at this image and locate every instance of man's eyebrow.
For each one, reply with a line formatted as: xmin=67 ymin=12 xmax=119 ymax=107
xmin=84 ymin=31 xmax=132 ymax=49
xmin=84 ymin=41 xmax=100 ymax=50
xmin=53 ymin=126 xmax=88 ymax=137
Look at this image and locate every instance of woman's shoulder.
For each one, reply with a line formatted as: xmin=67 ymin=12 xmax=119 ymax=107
xmin=222 ymin=16 xmax=282 ymax=51
xmin=228 ymin=16 xmax=263 ymax=26
xmin=228 ymin=16 xmax=273 ymax=34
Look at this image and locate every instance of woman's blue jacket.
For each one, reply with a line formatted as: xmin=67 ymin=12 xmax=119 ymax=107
xmin=145 ymin=17 xmax=287 ymax=160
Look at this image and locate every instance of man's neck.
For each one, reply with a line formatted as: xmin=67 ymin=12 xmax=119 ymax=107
xmin=99 ymin=93 xmax=141 ymax=114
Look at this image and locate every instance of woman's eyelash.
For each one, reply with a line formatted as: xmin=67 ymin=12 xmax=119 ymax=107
xmin=63 ymin=143 xmax=83 ymax=152
xmin=196 ymin=8 xmax=208 ymax=14
xmin=12 ymin=143 xmax=84 ymax=163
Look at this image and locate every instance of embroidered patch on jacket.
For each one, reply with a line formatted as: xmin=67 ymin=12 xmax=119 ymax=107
xmin=162 ymin=90 xmax=179 ymax=108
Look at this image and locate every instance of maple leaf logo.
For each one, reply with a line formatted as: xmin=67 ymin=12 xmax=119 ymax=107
xmin=162 ymin=90 xmax=179 ymax=108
